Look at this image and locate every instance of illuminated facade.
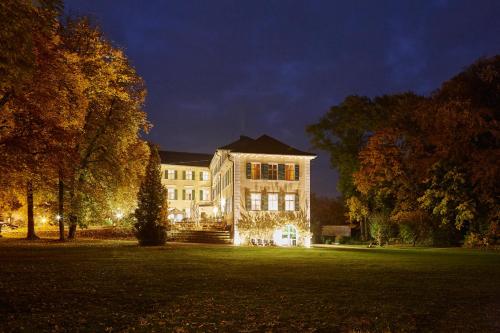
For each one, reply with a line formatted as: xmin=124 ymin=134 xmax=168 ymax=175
xmin=160 ymin=135 xmax=316 ymax=246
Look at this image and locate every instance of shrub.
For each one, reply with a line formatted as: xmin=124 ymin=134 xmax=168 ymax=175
xmin=464 ymin=232 xmax=489 ymax=248
xmin=399 ymin=220 xmax=432 ymax=246
xmin=369 ymin=212 xmax=392 ymax=246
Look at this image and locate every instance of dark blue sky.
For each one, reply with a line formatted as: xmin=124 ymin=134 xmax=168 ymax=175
xmin=65 ymin=0 xmax=500 ymax=197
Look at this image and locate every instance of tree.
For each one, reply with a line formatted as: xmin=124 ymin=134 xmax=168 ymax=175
xmin=134 ymin=144 xmax=167 ymax=246
xmin=60 ymin=18 xmax=149 ymax=238
xmin=1 ymin=6 xmax=87 ymax=240
xmin=346 ymin=196 xmax=369 ymax=241
xmin=307 ymin=96 xmax=381 ymax=198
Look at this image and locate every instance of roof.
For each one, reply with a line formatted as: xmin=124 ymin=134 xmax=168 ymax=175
xmin=158 ymin=150 xmax=213 ymax=167
xmin=218 ymin=135 xmax=316 ymax=156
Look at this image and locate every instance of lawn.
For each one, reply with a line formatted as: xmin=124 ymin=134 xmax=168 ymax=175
xmin=0 ymin=239 xmax=499 ymax=332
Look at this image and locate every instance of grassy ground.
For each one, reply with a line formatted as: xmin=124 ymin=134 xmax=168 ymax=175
xmin=0 ymin=239 xmax=499 ymax=332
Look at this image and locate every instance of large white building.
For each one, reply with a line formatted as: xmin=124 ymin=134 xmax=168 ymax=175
xmin=160 ymin=135 xmax=316 ymax=246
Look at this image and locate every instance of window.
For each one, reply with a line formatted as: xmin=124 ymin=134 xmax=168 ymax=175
xmin=201 ymin=171 xmax=209 ymax=181
xmin=251 ymin=163 xmax=261 ymax=179
xmin=185 ymin=188 xmax=194 ymax=200
xmin=167 ymin=188 xmax=176 ymax=200
xmin=268 ymin=193 xmax=278 ymax=211
xmin=268 ymin=163 xmax=278 ymax=180
xmin=201 ymin=189 xmax=209 ymax=201
xmin=185 ymin=170 xmax=193 ymax=180
xmin=285 ymin=194 xmax=295 ymax=211
xmin=167 ymin=169 xmax=175 ymax=180
xmin=282 ymin=225 xmax=297 ymax=246
xmin=250 ymin=193 xmax=261 ymax=211
xmin=285 ymin=164 xmax=295 ymax=181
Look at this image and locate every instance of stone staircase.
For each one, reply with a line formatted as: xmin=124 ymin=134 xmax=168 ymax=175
xmin=167 ymin=230 xmax=232 ymax=244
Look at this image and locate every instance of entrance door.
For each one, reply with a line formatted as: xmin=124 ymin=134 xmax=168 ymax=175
xmin=282 ymin=224 xmax=297 ymax=246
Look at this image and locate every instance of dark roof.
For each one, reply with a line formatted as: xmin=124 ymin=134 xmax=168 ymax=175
xmin=219 ymin=135 xmax=316 ymax=156
xmin=158 ymin=150 xmax=213 ymax=167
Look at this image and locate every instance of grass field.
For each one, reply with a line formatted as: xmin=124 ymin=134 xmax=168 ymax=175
xmin=0 ymin=239 xmax=499 ymax=332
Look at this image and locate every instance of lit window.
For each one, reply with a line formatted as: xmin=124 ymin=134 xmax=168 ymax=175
xmin=250 ymin=193 xmax=261 ymax=211
xmin=167 ymin=188 xmax=176 ymax=200
xmin=268 ymin=193 xmax=278 ymax=211
xmin=251 ymin=163 xmax=261 ymax=179
xmin=167 ymin=169 xmax=175 ymax=180
xmin=285 ymin=164 xmax=295 ymax=181
xmin=202 ymin=171 xmax=209 ymax=181
xmin=285 ymin=194 xmax=295 ymax=211
xmin=201 ymin=189 xmax=209 ymax=201
xmin=185 ymin=170 xmax=193 ymax=180
xmin=268 ymin=164 xmax=278 ymax=180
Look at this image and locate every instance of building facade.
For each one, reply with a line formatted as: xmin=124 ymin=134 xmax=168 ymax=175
xmin=160 ymin=135 xmax=316 ymax=246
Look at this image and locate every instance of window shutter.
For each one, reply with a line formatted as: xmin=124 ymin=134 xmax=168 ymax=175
xmin=262 ymin=191 xmax=268 ymax=211
xmin=295 ymin=164 xmax=299 ymax=181
xmin=262 ymin=164 xmax=269 ymax=180
xmin=192 ymin=190 xmax=195 ymax=200
xmin=246 ymin=163 xmax=251 ymax=179
xmin=295 ymin=193 xmax=299 ymax=211
xmin=182 ymin=189 xmax=186 ymax=200
xmin=174 ymin=170 xmax=178 ymax=180
xmin=200 ymin=171 xmax=203 ymax=180
xmin=245 ymin=191 xmax=251 ymax=210
xmin=192 ymin=172 xmax=195 ymax=180
xmin=174 ymin=189 xmax=178 ymax=200
xmin=164 ymin=170 xmax=168 ymax=179
xmin=278 ymin=164 xmax=285 ymax=180
xmin=182 ymin=170 xmax=186 ymax=180
xmin=278 ymin=193 xmax=285 ymax=211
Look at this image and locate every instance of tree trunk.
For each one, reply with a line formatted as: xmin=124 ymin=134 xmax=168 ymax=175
xmin=67 ymin=218 xmax=77 ymax=239
xmin=360 ymin=218 xmax=366 ymax=241
xmin=26 ymin=180 xmax=39 ymax=240
xmin=58 ymin=175 xmax=65 ymax=241
xmin=67 ymin=185 xmax=77 ymax=239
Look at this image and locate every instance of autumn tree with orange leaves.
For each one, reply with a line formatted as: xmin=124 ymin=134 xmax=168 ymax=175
xmin=309 ymin=57 xmax=499 ymax=246
xmin=0 ymin=2 xmax=149 ymax=240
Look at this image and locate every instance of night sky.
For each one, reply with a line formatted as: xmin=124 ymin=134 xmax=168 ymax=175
xmin=65 ymin=0 xmax=500 ymax=197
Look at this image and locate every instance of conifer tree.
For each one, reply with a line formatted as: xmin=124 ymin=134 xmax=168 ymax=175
xmin=134 ymin=144 xmax=167 ymax=246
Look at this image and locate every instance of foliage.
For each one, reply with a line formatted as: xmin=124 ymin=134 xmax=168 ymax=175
xmin=307 ymin=96 xmax=381 ymax=197
xmin=0 ymin=7 xmax=149 ymax=239
xmin=368 ymin=212 xmax=393 ymax=246
xmin=0 ymin=0 xmax=62 ymax=109
xmin=392 ymin=210 xmax=432 ymax=246
xmin=346 ymin=196 xmax=368 ymax=225
xmin=463 ymin=232 xmax=490 ymax=248
xmin=61 ymin=18 xmax=149 ymax=236
xmin=311 ymin=56 xmax=500 ymax=246
xmin=418 ymin=164 xmax=476 ymax=230
xmin=238 ymin=210 xmax=310 ymax=245
xmin=134 ymin=145 xmax=167 ymax=246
